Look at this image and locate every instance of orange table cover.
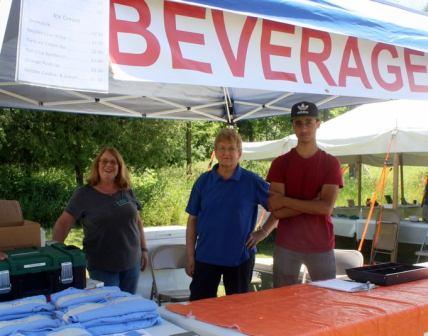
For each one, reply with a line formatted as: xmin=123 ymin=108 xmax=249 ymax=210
xmin=167 ymin=280 xmax=428 ymax=336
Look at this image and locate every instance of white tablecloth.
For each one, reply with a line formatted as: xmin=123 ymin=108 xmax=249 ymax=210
xmin=332 ymin=217 xmax=357 ymax=237
xmin=332 ymin=217 xmax=428 ymax=245
xmin=159 ymin=306 xmax=244 ymax=336
xmin=144 ymin=318 xmax=189 ymax=335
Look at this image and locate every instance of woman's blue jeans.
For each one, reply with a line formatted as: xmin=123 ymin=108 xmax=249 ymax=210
xmin=88 ymin=263 xmax=141 ymax=294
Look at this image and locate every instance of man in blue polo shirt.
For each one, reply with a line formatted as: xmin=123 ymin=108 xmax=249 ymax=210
xmin=185 ymin=128 xmax=271 ymax=300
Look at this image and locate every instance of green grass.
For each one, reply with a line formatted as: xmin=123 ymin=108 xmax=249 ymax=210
xmin=257 ymin=240 xmax=274 ymax=258
xmin=45 ymin=227 xmax=83 ymax=249
xmin=64 ymin=227 xmax=84 ymax=248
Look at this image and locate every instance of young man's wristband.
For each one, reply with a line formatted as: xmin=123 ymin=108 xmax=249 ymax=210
xmin=141 ymin=247 xmax=148 ymax=252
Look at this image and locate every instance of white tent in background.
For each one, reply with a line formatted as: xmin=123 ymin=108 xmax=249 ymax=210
xmin=242 ymin=99 xmax=428 ymax=206
xmin=242 ymin=100 xmax=428 ymax=166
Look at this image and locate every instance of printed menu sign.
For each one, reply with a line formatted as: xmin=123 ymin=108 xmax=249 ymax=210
xmin=16 ymin=0 xmax=109 ymax=92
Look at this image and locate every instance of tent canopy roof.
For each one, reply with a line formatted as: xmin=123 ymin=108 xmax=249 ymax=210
xmin=0 ymin=0 xmax=427 ymax=122
xmin=183 ymin=0 xmax=428 ymax=53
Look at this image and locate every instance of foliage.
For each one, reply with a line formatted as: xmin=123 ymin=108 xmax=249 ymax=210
xmin=323 ymin=106 xmax=351 ymax=121
xmin=132 ymin=164 xmax=204 ymax=226
xmin=0 ymin=162 xmax=205 ymax=228
xmin=0 ymin=165 xmax=75 ymax=226
xmin=0 ymin=108 xmax=226 ymax=227
xmin=237 ymin=116 xmax=293 ymax=142
xmin=187 ymin=122 xmax=222 ymax=161
xmin=338 ymin=165 xmax=428 ymax=206
xmin=240 ymin=160 xmax=270 ymax=177
xmin=0 ymin=105 xmax=350 ymax=189
xmin=0 ymin=109 xmax=190 ymax=184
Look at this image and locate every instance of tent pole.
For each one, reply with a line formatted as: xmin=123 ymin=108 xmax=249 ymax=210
xmin=186 ymin=122 xmax=192 ymax=175
xmin=357 ymin=156 xmax=362 ymax=207
xmin=393 ymin=153 xmax=399 ymax=209
xmin=399 ymin=154 xmax=405 ymax=204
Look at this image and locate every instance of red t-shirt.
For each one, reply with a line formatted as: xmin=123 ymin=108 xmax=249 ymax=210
xmin=267 ymin=148 xmax=343 ymax=253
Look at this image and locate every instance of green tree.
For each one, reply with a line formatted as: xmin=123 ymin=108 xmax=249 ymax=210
xmin=0 ymin=109 xmax=187 ymax=185
xmin=238 ymin=116 xmax=292 ymax=142
xmin=186 ymin=121 xmax=222 ymax=161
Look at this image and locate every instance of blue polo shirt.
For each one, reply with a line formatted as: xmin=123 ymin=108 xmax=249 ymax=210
xmin=186 ymin=164 xmax=269 ymax=267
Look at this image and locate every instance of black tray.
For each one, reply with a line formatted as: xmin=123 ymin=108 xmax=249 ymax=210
xmin=346 ymin=263 xmax=428 ymax=286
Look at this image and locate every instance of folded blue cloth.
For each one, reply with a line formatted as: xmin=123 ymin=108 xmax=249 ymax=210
xmin=45 ymin=324 xmax=92 ymax=336
xmin=101 ymin=329 xmax=157 ymax=336
xmin=87 ymin=317 xmax=161 ymax=336
xmin=0 ymin=311 xmax=53 ymax=323
xmin=0 ymin=314 xmax=62 ymax=336
xmin=60 ymin=296 xmax=158 ymax=324
xmin=15 ymin=324 xmax=92 ymax=336
xmin=51 ymin=287 xmax=129 ymax=310
xmin=83 ymin=311 xmax=160 ymax=328
xmin=0 ymin=295 xmax=54 ymax=321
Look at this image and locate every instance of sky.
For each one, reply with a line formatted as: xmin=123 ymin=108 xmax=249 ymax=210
xmin=386 ymin=0 xmax=428 ymax=10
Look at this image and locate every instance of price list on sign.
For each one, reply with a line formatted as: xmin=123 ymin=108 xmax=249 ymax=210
xmin=16 ymin=0 xmax=109 ymax=92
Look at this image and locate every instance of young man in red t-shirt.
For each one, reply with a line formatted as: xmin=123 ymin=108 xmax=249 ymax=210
xmin=251 ymin=101 xmax=343 ymax=287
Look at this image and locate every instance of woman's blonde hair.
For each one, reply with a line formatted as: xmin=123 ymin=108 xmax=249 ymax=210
xmin=214 ymin=128 xmax=242 ymax=151
xmin=87 ymin=147 xmax=131 ymax=189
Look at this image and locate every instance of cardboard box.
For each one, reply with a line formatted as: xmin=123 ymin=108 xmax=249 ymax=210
xmin=0 ymin=221 xmax=41 ymax=251
xmin=0 ymin=200 xmax=41 ymax=250
xmin=0 ymin=200 xmax=23 ymax=227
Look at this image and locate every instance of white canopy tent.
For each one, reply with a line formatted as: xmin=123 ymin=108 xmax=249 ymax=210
xmin=242 ymin=100 xmax=428 ymax=165
xmin=242 ymin=99 xmax=428 ymax=206
xmin=0 ymin=0 xmax=427 ymax=122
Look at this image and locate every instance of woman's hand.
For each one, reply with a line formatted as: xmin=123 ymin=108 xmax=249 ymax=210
xmin=140 ymin=250 xmax=149 ymax=271
xmin=0 ymin=251 xmax=7 ymax=260
xmin=186 ymin=255 xmax=195 ymax=277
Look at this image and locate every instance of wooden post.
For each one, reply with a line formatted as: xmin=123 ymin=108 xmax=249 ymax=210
xmin=357 ymin=156 xmax=362 ymax=207
xmin=393 ymin=153 xmax=399 ymax=208
xmin=186 ymin=121 xmax=192 ymax=175
xmin=399 ymin=154 xmax=405 ymax=204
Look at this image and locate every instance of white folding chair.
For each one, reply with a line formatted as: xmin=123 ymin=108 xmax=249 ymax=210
xmin=370 ymin=209 xmax=400 ymax=264
xmin=302 ymin=249 xmax=364 ymax=282
xmin=334 ymin=249 xmax=364 ymax=278
xmin=415 ymin=230 xmax=428 ymax=263
xmin=149 ymin=244 xmax=191 ymax=306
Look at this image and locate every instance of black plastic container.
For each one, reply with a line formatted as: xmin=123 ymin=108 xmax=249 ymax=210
xmin=0 ymin=243 xmax=86 ymax=301
xmin=346 ymin=262 xmax=428 ymax=286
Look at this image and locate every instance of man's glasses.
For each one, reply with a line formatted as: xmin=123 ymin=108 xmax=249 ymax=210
xmin=100 ymin=159 xmax=118 ymax=166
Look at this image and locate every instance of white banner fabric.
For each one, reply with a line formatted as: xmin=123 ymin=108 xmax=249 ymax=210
xmin=110 ymin=0 xmax=428 ymax=100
